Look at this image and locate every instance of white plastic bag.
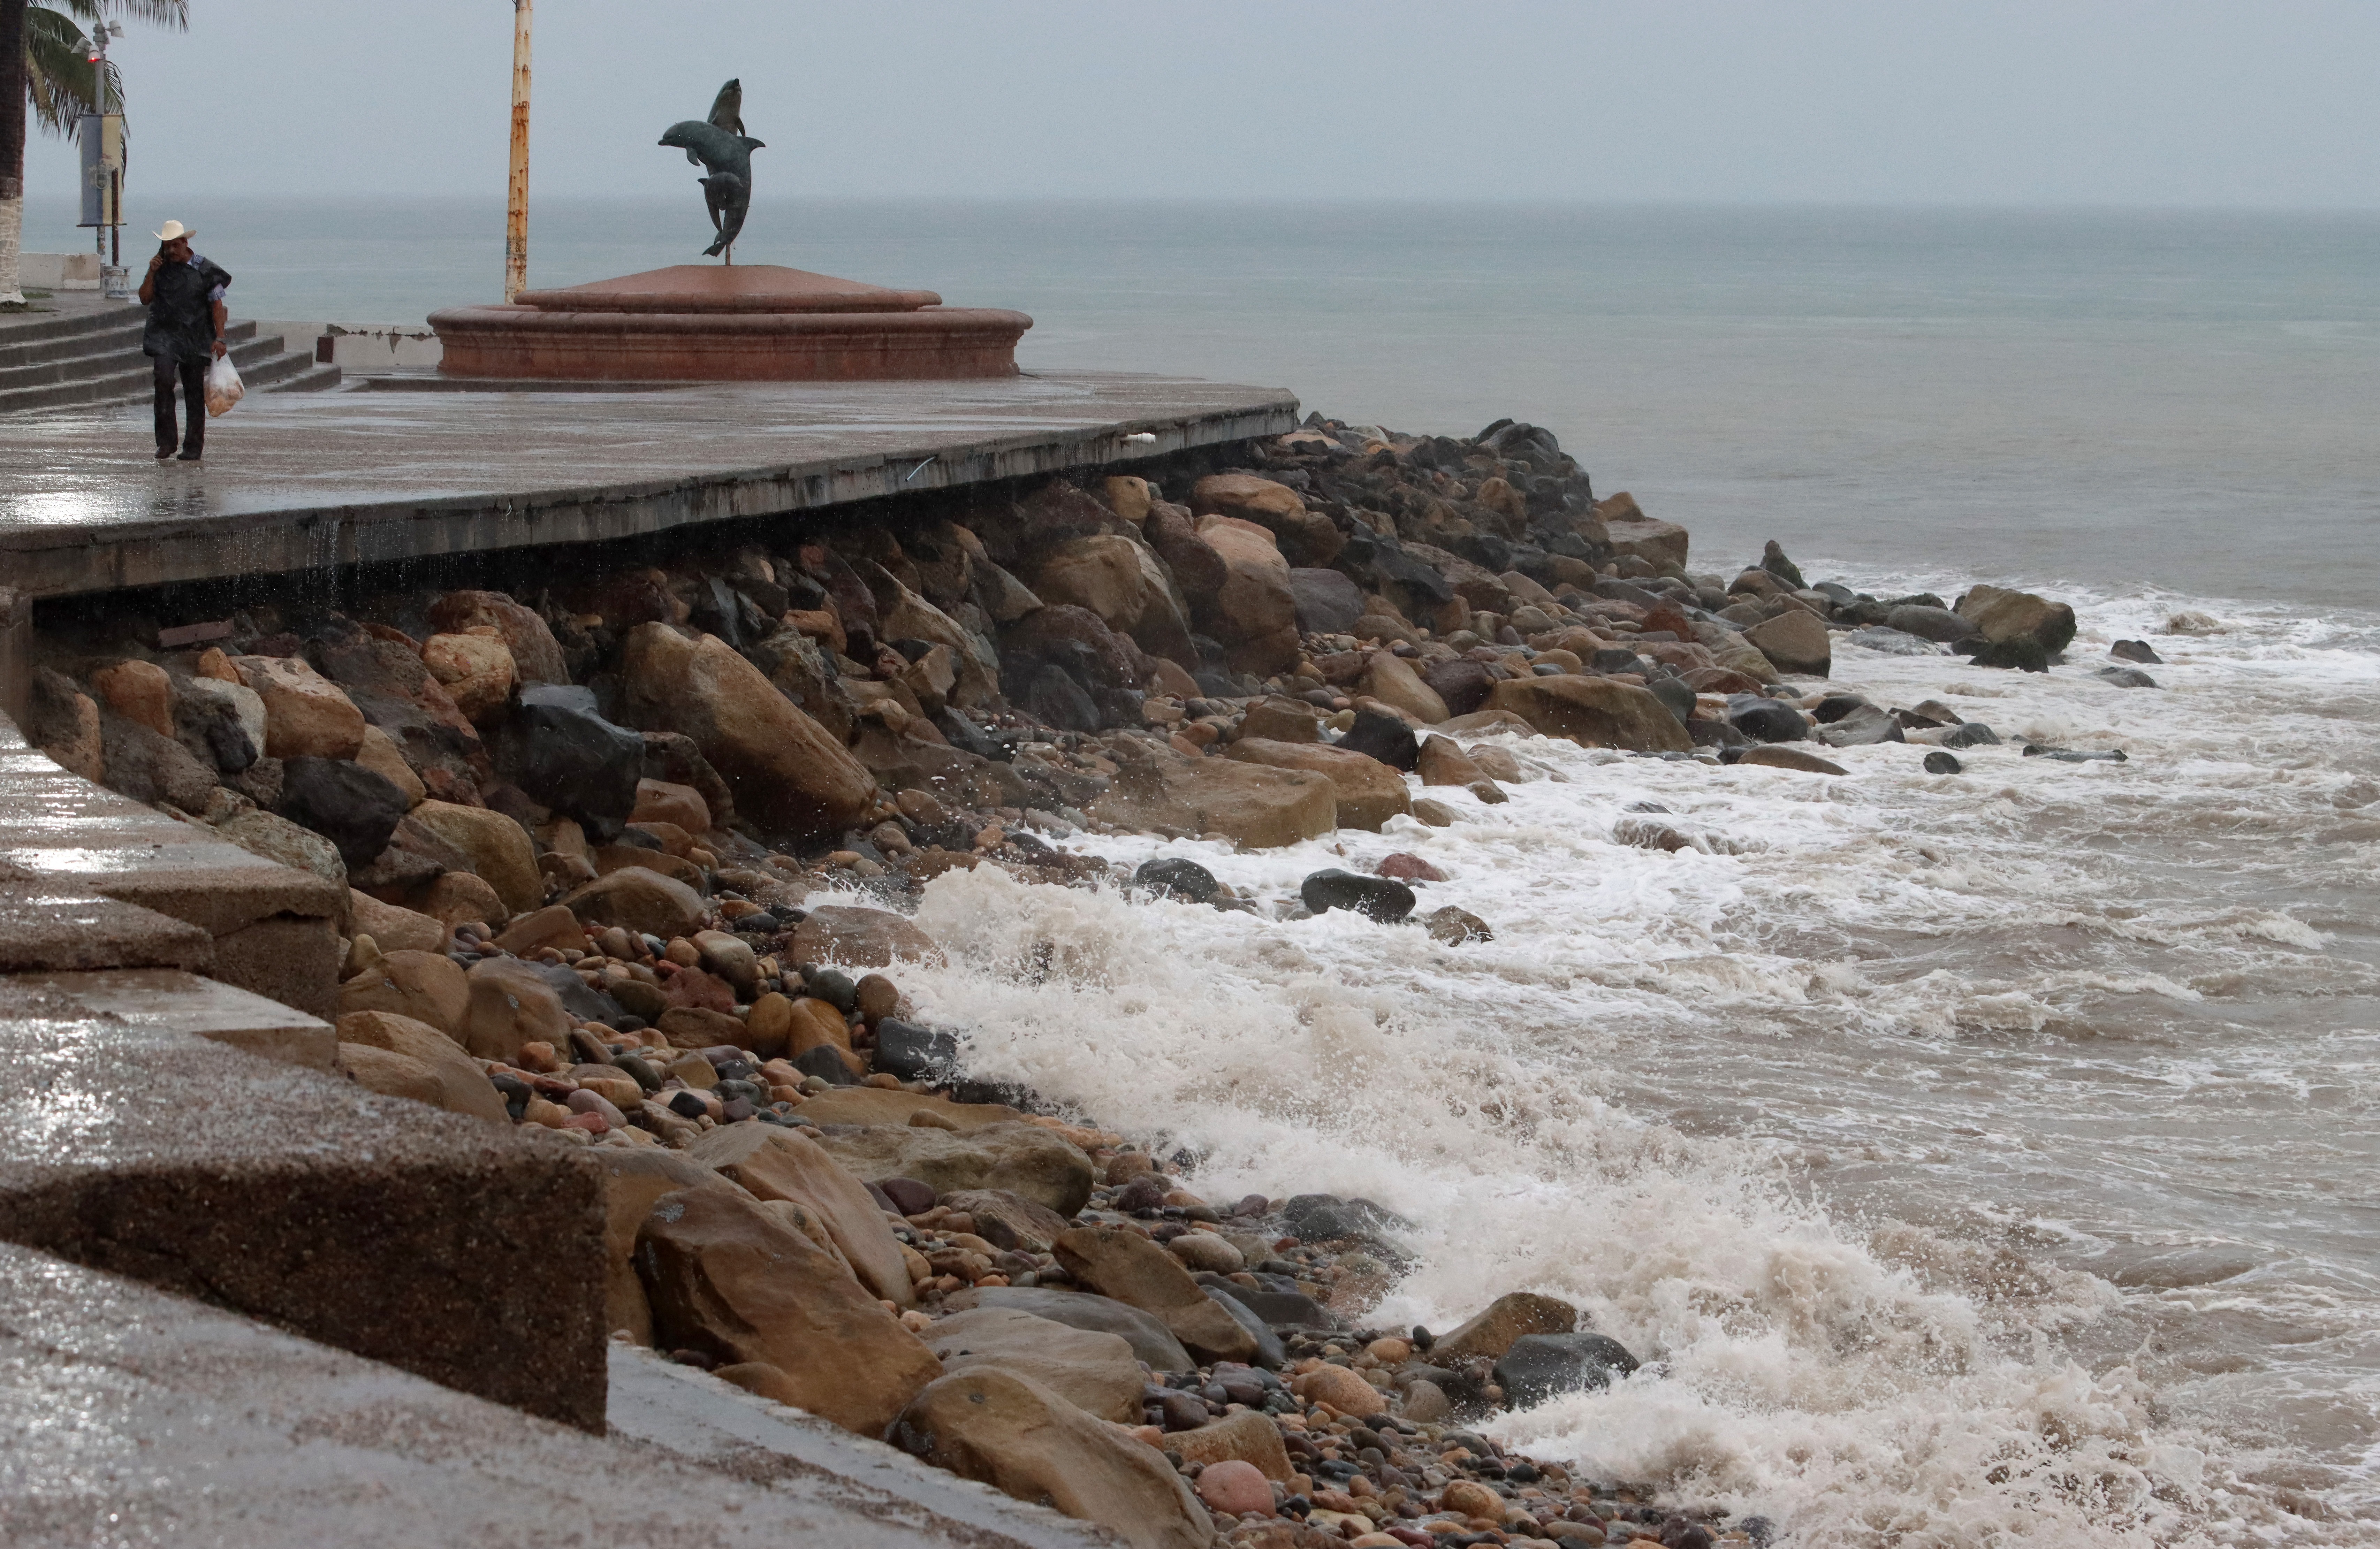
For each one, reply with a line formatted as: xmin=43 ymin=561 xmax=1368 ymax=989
xmin=204 ymin=353 xmax=244 ymax=417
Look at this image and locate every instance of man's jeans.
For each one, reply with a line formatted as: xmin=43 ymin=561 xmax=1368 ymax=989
xmin=152 ymin=353 xmax=206 ymax=457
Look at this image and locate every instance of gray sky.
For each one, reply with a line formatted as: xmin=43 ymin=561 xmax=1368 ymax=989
xmin=24 ymin=0 xmax=2380 ymax=207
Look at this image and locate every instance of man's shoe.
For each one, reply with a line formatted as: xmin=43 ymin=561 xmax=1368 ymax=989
xmin=155 ymin=449 xmax=174 ymax=460
xmin=175 ymin=449 xmax=203 ymax=462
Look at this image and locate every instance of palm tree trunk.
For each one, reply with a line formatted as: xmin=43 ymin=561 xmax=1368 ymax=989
xmin=0 ymin=0 xmax=27 ymax=306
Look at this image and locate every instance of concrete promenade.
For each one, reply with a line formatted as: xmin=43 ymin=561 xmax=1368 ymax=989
xmin=0 ymin=370 xmax=1298 ymax=598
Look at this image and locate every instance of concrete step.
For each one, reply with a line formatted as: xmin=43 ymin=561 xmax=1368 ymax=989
xmin=0 ymin=321 xmax=340 ymax=414
xmin=0 ymin=313 xmax=145 ymax=372
xmin=0 ymin=299 xmax=145 ymax=363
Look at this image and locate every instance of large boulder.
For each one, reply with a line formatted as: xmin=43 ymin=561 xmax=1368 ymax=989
xmin=1051 ymin=1225 xmax=1259 ymax=1364
xmin=426 ymin=589 xmax=569 ymax=684
xmin=1031 ymin=534 xmax=1194 ymax=663
xmin=1360 ymin=651 xmax=1450 ymax=724
xmin=460 ymin=956 xmax=573 ymax=1064
xmin=421 ymin=632 xmax=516 ymax=726
xmin=348 ymin=889 xmax=448 ymax=954
xmin=946 ymin=1285 xmax=1193 ymax=1373
xmin=175 ymin=674 xmax=266 ymax=772
xmin=562 ymin=867 xmax=706 ymax=941
xmin=1485 ymin=677 xmax=1691 ymax=752
xmin=1170 ymin=1410 xmax=1296 ymax=1481
xmin=1430 ymin=1290 xmax=1578 ymax=1362
xmin=334 ymin=1009 xmax=507 ymax=1123
xmin=788 ymin=905 xmax=945 ymax=969
xmin=1884 ymin=603 xmax=1973 ymax=643
xmin=618 ymin=624 xmax=874 ymax=839
xmin=100 ymin=715 xmax=220 ymax=813
xmin=492 ymin=685 xmax=644 ymax=835
xmin=921 ymin=1307 xmax=1143 ymax=1423
xmin=686 ymin=1124 xmax=915 ymax=1308
xmin=303 ymin=622 xmax=484 ymax=799
xmin=812 ymin=1121 xmax=1095 ymax=1217
xmin=1422 ymin=658 xmax=1495 ymax=718
xmin=1194 ymin=516 xmax=1299 ymax=676
xmin=277 ymin=755 xmax=410 ymax=868
xmin=1595 ymin=493 xmax=1688 ymax=570
xmin=1143 ymin=503 xmax=1227 ymax=601
xmin=337 ymin=948 xmax=469 ymax=1036
xmin=215 ymin=808 xmax=347 ymax=891
xmin=635 ymin=1187 xmax=941 ymax=1436
xmin=1493 ymin=1330 xmax=1641 ymax=1408
xmin=877 ymin=574 xmax=1002 ymax=710
xmin=1956 ymin=584 xmax=2077 ymax=655
xmin=405 ymin=799 xmax=540 ymax=916
xmin=1088 ymin=741 xmax=1335 ymax=850
xmin=232 ymin=654 xmax=366 ymax=760
xmin=1224 ymin=739 xmax=1411 ymax=832
xmin=896 ymin=1368 xmax=1212 ymax=1549
xmin=588 ymin=1146 xmax=742 ymax=1344
xmin=1742 ymin=610 xmax=1832 ymax=677
xmin=1288 ymin=567 xmax=1366 ymax=635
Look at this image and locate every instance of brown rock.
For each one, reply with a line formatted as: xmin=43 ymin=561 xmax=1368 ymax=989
xmin=337 ymin=948 xmax=469 ymax=1035
xmin=29 ymin=669 xmax=105 ymax=783
xmin=657 ymin=1005 xmax=750 ymax=1052
xmin=788 ymin=904 xmax=945 ymax=969
xmin=1360 ymin=652 xmax=1450 ymax=725
xmin=1485 ymin=677 xmax=1691 ymax=753
xmin=592 ymin=845 xmax=705 ymax=892
xmin=494 ymin=902 xmax=588 ymax=956
xmin=854 ymin=972 xmax=900 ymax=1025
xmin=1437 ymin=708 xmax=1538 ymax=738
xmin=461 ymin=956 xmax=573 ymax=1063
xmin=355 ymin=723 xmax=427 ymax=807
xmin=631 ymin=778 xmax=710 ymax=834
xmin=1440 ymin=1479 xmax=1508 ymax=1524
xmin=792 ymin=1088 xmax=1021 ymax=1131
xmin=1735 ymin=745 xmax=1849 ymax=775
xmin=1238 ymin=696 xmax=1324 ymax=744
xmin=1414 ymin=734 xmax=1491 ymax=788
xmin=1596 ymin=494 xmax=1689 ymax=570
xmin=1429 ymin=1290 xmax=1578 ymax=1363
xmin=336 ymin=1043 xmax=444 ymax=1109
xmin=922 ymin=1307 xmax=1144 ymax=1423
xmin=421 ymin=632 xmax=517 ymax=725
xmin=92 ymin=659 xmax=175 ymax=738
xmin=1089 ymin=740 xmax=1336 ymax=850
xmin=1168 ymin=1409 xmax=1295 ymax=1481
xmin=1955 ymin=583 xmax=2078 ymax=653
xmin=563 ymin=867 xmax=707 ymax=941
xmin=1143 ymin=502 xmax=1228 ymax=602
xmin=348 ymin=889 xmax=448 ymax=955
xmin=1291 ymin=1362 xmax=1385 ymax=1415
xmin=335 ymin=1009 xmax=507 ymax=1123
xmin=814 ymin=1121 xmax=1095 ymax=1216
xmin=1196 ymin=517 xmax=1299 ymax=675
xmin=636 ymin=1186 xmax=941 ymax=1435
xmin=232 ymin=654 xmax=366 ymax=760
xmin=936 ymin=1189 xmax=1072 ymax=1254
xmin=1192 ymin=472 xmax=1305 ymax=526
xmin=1103 ymin=475 xmax=1154 ymax=524
xmin=741 ymin=992 xmax=795 ymax=1059
xmin=783 ymin=996 xmax=855 ymax=1061
xmin=1051 ymin=1225 xmax=1259 ymax=1363
xmin=592 ymin=1148 xmax=740 ymax=1344
xmin=426 ymin=589 xmax=569 ymax=684
xmin=686 ymin=1123 xmax=917 ymax=1307
xmin=619 ymin=624 xmax=874 ymax=839
xmin=1224 ymin=738 xmax=1411 ymax=832
xmin=404 ymin=799 xmax=541 ymax=916
xmin=419 ymin=871 xmax=507 ymax=932
xmin=1742 ymin=610 xmax=1832 ymax=677
xmin=897 ymin=1368 xmax=1212 ymax=1549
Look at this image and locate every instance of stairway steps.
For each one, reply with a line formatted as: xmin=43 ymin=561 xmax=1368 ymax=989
xmin=0 ymin=316 xmax=338 ymax=415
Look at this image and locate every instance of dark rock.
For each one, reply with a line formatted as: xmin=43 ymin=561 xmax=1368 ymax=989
xmin=99 ymin=714 xmax=221 ymax=813
xmin=492 ymin=684 xmax=645 ymax=836
xmin=1816 ymin=705 xmax=1906 ymax=747
xmin=1422 ymin=658 xmax=1495 ymax=718
xmin=1334 ymin=708 xmax=1419 ymax=772
xmin=806 ymin=968 xmax=859 ymax=1014
xmin=1205 ymin=1281 xmax=1344 ymax=1330
xmin=173 ymin=690 xmax=257 ymax=773
xmin=1966 ymin=638 xmax=2053 ymax=672
xmin=1729 ymin=700 xmax=1808 ymax=743
xmin=1922 ymin=751 xmax=1963 ymax=774
xmin=2111 ymin=640 xmax=2162 ymax=664
xmin=1759 ymin=540 xmax=1804 ymax=590
xmin=1282 ymin=1193 xmax=1410 ymax=1240
xmin=1021 ymin=664 xmax=1101 ymax=733
xmin=878 ymin=1177 xmax=937 ymax=1215
xmin=1884 ymin=604 xmax=1972 ymax=643
xmin=1591 ymin=647 xmax=1647 ymax=675
xmin=2097 ymin=666 xmax=2159 ymax=688
xmin=873 ymin=1018 xmax=960 ymax=1082
xmin=1811 ymin=694 xmax=1870 ymax=724
xmin=792 ymin=1045 xmax=860 ymax=1085
xmin=2023 ymin=745 xmax=2129 ymax=764
xmin=1134 ymin=857 xmax=1220 ymax=903
xmin=1299 ymin=869 xmax=1416 ymax=923
xmin=1688 ymin=718 xmax=1748 ymax=749
xmin=1204 ymin=1287 xmax=1286 ymax=1368
xmin=1940 ymin=722 xmax=2002 ymax=749
xmin=1288 ymin=568 xmax=1367 ymax=635
xmin=1645 ymin=677 xmax=1695 ymax=725
xmin=524 ymin=959 xmax=625 ymax=1024
xmin=276 ymin=755 xmax=410 ymax=867
xmin=1660 ymin=1516 xmax=1714 ymax=1549
xmin=1492 ymin=1331 xmax=1641 ymax=1408
xmin=1145 ymin=504 xmax=1229 ymax=601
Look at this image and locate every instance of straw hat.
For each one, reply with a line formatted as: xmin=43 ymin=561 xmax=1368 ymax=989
xmin=151 ymin=219 xmax=195 ymax=242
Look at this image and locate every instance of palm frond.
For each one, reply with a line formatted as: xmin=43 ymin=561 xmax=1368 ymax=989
xmin=24 ymin=7 xmax=114 ymax=137
xmin=35 ymin=0 xmax=188 ymax=31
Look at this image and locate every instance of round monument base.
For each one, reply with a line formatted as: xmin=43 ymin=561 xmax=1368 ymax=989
xmin=426 ymin=264 xmax=1032 ymax=382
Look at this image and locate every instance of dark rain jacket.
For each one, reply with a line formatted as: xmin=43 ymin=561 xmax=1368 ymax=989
xmin=142 ymin=255 xmax=233 ymax=364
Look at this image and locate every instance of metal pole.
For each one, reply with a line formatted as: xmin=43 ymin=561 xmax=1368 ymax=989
xmin=503 ymin=0 xmax=532 ymax=303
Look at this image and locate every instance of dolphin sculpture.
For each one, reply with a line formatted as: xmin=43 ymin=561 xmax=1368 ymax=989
xmin=658 ymin=78 xmax=764 ymax=260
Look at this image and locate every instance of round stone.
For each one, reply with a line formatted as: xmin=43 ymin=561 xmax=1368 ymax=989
xmin=1195 ymin=1459 xmax=1275 ymax=1517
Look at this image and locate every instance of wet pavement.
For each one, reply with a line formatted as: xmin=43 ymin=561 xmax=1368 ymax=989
xmin=0 ymin=370 xmax=1297 ymax=597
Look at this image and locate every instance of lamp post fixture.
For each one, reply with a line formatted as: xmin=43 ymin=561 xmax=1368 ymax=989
xmin=83 ymin=19 xmax=127 ymax=298
xmin=505 ymin=0 xmax=532 ymax=302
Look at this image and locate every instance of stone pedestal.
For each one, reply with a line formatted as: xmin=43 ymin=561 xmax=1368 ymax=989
xmin=428 ymin=264 xmax=1031 ymax=382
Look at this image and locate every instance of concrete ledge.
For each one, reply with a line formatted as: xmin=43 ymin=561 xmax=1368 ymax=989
xmin=10 ymin=967 xmax=335 ymax=1068
xmin=0 ymin=990 xmax=607 ymax=1429
xmin=0 ymin=1244 xmax=1105 ymax=1547
xmin=0 ymin=719 xmax=344 ymax=1016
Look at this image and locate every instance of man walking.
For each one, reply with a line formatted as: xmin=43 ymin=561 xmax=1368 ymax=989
xmin=137 ymin=220 xmax=230 ymax=462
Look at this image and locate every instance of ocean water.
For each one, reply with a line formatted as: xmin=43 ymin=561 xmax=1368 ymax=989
xmin=27 ymin=199 xmax=2380 ymax=1539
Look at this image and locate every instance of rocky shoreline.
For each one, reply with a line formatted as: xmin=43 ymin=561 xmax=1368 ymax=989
xmin=17 ymin=413 xmax=2111 ymax=1548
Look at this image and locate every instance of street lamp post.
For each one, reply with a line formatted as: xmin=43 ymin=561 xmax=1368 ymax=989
xmin=82 ymin=20 xmax=127 ymax=298
xmin=505 ymin=0 xmax=531 ymax=302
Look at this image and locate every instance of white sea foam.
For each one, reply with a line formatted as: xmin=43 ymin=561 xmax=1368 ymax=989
xmin=823 ymin=579 xmax=2379 ymax=1543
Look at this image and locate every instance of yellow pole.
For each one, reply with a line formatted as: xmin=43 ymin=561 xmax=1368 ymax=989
xmin=504 ymin=0 xmax=532 ymax=302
